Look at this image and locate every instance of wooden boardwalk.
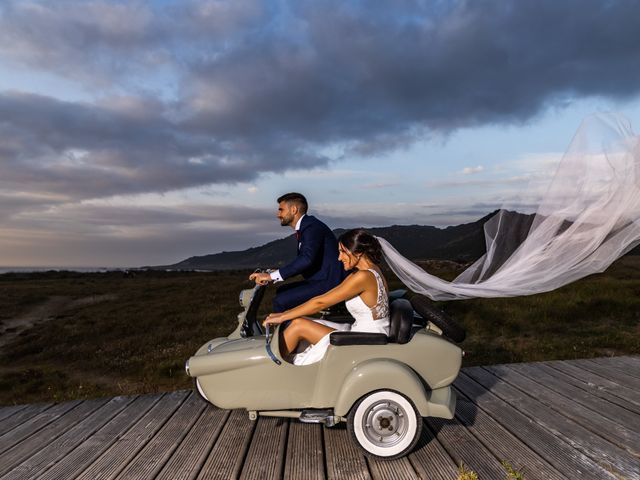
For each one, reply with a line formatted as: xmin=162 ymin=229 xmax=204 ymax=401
xmin=1 ymin=356 xmax=639 ymax=479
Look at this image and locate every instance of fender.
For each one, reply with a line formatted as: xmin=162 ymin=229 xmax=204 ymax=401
xmin=334 ymin=359 xmax=431 ymax=417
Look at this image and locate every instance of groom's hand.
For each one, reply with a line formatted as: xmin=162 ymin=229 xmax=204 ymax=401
xmin=249 ymin=272 xmax=272 ymax=285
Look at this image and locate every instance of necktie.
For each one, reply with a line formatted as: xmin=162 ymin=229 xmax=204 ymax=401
xmin=295 ymin=231 xmax=301 ymax=241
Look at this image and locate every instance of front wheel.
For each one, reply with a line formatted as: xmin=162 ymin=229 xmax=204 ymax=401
xmin=347 ymin=390 xmax=422 ymax=459
xmin=194 ymin=378 xmax=210 ymax=403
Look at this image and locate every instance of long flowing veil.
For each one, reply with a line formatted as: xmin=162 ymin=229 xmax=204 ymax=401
xmin=378 ymin=113 xmax=640 ymax=300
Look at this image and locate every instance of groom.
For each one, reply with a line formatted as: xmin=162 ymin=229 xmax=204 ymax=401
xmin=249 ymin=192 xmax=345 ymax=312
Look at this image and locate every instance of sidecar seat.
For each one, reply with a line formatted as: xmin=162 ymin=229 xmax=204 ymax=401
xmin=329 ymin=298 xmax=414 ymax=346
xmin=387 ymin=298 xmax=414 ymax=344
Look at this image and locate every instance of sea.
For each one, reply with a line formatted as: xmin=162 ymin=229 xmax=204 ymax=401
xmin=0 ymin=266 xmax=127 ymax=274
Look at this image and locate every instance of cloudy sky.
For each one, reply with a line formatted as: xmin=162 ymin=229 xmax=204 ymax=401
xmin=2 ymin=0 xmax=640 ymax=267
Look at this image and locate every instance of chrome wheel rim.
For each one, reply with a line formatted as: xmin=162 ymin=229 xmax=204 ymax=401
xmin=361 ymin=399 xmax=408 ymax=448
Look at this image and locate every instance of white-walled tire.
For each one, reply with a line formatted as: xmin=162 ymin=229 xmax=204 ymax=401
xmin=347 ymin=390 xmax=422 ymax=459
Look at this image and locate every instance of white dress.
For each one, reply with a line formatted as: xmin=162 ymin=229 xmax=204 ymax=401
xmin=293 ymin=269 xmax=390 ymax=366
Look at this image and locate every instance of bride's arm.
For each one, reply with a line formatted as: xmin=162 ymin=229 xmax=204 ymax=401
xmin=265 ymin=272 xmax=369 ymax=324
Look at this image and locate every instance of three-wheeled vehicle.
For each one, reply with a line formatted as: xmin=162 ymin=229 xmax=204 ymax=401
xmin=185 ymin=281 xmax=464 ymax=459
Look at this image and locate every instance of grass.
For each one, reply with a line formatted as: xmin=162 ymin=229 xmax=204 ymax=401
xmin=456 ymin=461 xmax=526 ymax=479
xmin=0 ymin=257 xmax=639 ymax=406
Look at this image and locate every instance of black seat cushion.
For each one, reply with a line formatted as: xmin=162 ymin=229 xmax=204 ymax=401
xmin=329 ymin=332 xmax=388 ymax=346
xmin=388 ymin=298 xmax=414 ymax=344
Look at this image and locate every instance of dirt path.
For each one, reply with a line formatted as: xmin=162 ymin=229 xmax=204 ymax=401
xmin=0 ymin=294 xmax=117 ymax=350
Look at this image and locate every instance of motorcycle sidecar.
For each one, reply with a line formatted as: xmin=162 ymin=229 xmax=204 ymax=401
xmin=186 ymin=284 xmax=463 ymax=459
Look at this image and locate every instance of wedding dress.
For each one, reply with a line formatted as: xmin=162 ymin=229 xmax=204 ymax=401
xmin=378 ymin=112 xmax=640 ymax=300
xmin=293 ymin=269 xmax=390 ymax=365
xmin=345 ymin=268 xmax=390 ymax=335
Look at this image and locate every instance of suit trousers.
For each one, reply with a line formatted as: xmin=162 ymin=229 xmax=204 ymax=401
xmin=272 ymin=280 xmax=334 ymax=312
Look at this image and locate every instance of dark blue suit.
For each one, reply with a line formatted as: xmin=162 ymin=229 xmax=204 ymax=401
xmin=273 ymin=215 xmax=345 ymax=312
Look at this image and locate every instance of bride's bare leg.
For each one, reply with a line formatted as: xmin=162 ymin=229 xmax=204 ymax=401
xmin=281 ymin=317 xmax=335 ymax=357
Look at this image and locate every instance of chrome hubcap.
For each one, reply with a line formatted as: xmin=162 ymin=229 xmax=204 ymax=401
xmin=362 ymin=400 xmax=407 ymax=447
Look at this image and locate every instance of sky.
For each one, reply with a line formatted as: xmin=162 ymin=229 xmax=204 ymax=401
xmin=2 ymin=0 xmax=640 ymax=267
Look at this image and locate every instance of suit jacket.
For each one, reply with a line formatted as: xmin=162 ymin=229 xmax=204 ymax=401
xmin=279 ymin=215 xmax=345 ymax=287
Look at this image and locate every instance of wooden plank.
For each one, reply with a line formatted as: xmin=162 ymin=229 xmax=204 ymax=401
xmin=618 ymin=355 xmax=640 ymax=367
xmin=453 ymin=396 xmax=564 ymax=480
xmin=537 ymin=361 xmax=640 ymax=415
xmin=571 ymin=358 xmax=640 ymax=390
xmin=367 ymin=456 xmax=417 ymax=480
xmin=155 ymin=404 xmax=229 ymax=480
xmin=426 ymin=416 xmax=507 ymax=479
xmin=37 ymin=394 xmax=162 ymax=480
xmin=465 ymin=366 xmax=638 ymax=479
xmin=601 ymin=355 xmax=640 ymax=366
xmin=0 ymin=403 xmax=53 ymax=437
xmin=284 ymin=421 xmax=324 ymax=480
xmin=0 ymin=402 xmax=72 ymax=447
xmin=196 ymin=409 xmax=256 ymax=480
xmin=619 ymin=355 xmax=640 ymax=362
xmin=0 ymin=405 xmax=28 ymax=423
xmin=0 ymin=398 xmax=106 ymax=477
xmin=116 ymin=392 xmax=207 ymax=479
xmin=239 ymin=416 xmax=289 ymax=480
xmin=590 ymin=356 xmax=640 ymax=379
xmin=323 ymin=424 xmax=371 ymax=480
xmin=489 ymin=364 xmax=639 ymax=454
xmin=0 ymin=395 xmax=134 ymax=480
xmin=75 ymin=391 xmax=187 ymax=480
xmin=408 ymin=422 xmax=459 ymax=480
xmin=545 ymin=360 xmax=640 ymax=410
xmin=511 ymin=362 xmax=640 ymax=431
xmin=455 ymin=372 xmax=617 ymax=480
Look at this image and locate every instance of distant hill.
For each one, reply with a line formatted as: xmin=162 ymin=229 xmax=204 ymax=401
xmin=155 ymin=209 xmax=640 ymax=271
xmin=157 ymin=210 xmax=503 ymax=271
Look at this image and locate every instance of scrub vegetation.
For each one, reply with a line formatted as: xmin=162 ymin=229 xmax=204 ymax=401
xmin=1 ymin=257 xmax=639 ymax=405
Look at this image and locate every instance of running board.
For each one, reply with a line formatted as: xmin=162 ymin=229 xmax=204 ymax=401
xmin=300 ymin=409 xmax=340 ymax=427
xmin=249 ymin=409 xmax=342 ymax=426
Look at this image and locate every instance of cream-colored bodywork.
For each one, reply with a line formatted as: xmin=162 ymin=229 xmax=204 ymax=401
xmin=187 ymin=326 xmax=461 ymax=419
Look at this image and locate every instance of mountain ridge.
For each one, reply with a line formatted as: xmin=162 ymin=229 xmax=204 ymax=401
xmin=155 ymin=210 xmax=501 ymax=271
xmin=153 ymin=209 xmax=640 ymax=271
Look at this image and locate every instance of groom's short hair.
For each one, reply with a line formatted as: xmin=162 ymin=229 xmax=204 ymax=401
xmin=277 ymin=192 xmax=308 ymax=214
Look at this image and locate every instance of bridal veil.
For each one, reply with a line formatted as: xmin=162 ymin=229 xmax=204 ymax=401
xmin=378 ymin=113 xmax=640 ymax=300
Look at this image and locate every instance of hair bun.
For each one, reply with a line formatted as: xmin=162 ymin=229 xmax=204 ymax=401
xmin=338 ymin=229 xmax=382 ymax=264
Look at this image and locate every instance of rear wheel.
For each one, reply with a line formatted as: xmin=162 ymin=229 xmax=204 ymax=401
xmin=347 ymin=390 xmax=422 ymax=459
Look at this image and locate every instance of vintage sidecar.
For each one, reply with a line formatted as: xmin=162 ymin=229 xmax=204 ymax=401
xmin=185 ymin=283 xmax=464 ymax=459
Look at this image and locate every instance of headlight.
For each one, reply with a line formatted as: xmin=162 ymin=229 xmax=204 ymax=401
xmin=185 ymin=359 xmax=190 ymax=376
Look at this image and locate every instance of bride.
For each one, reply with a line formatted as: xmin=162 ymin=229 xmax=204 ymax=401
xmin=263 ymin=229 xmax=389 ymax=364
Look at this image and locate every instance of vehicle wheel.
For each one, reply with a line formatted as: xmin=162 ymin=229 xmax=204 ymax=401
xmin=410 ymin=295 xmax=466 ymax=343
xmin=347 ymin=390 xmax=422 ymax=459
xmin=194 ymin=378 xmax=210 ymax=403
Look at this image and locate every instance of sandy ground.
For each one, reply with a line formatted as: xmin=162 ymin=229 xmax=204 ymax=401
xmin=0 ymin=294 xmax=117 ymax=350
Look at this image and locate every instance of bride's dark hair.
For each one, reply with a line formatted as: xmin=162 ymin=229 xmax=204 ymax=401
xmin=338 ymin=229 xmax=383 ymax=264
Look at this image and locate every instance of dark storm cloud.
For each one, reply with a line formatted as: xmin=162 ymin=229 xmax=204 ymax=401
xmin=183 ymin=0 xmax=640 ymax=143
xmin=0 ymin=91 xmax=327 ymax=201
xmin=2 ymin=0 xmax=640 ymax=203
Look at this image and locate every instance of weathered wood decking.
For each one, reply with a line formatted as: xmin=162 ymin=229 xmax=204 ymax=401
xmin=1 ymin=356 xmax=639 ymax=479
